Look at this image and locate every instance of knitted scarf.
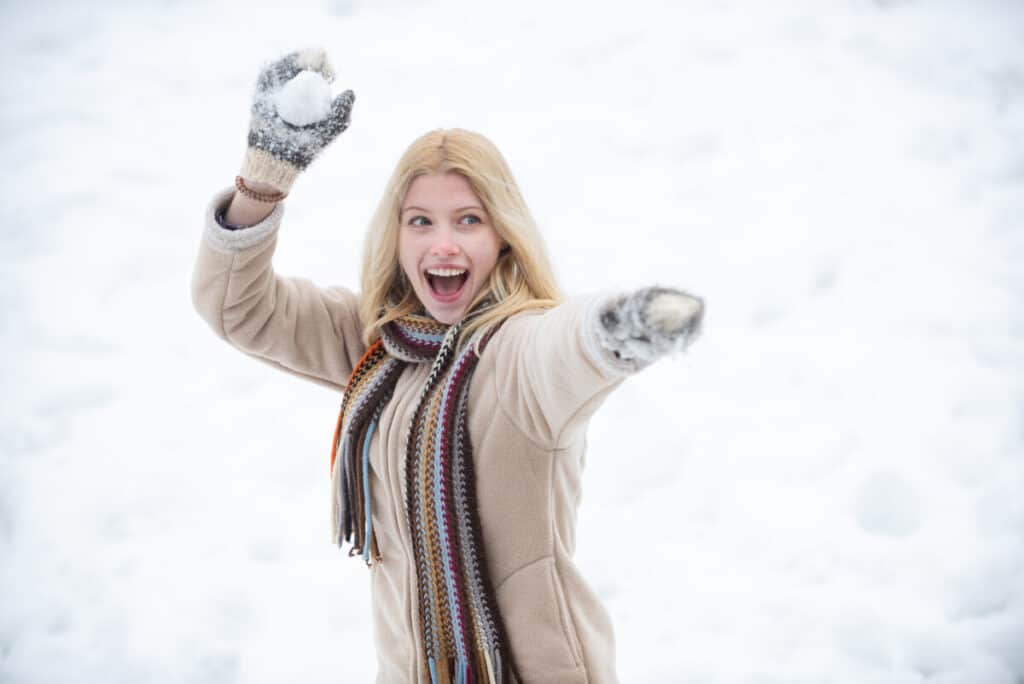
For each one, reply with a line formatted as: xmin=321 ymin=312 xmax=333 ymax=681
xmin=329 ymin=305 xmax=520 ymax=684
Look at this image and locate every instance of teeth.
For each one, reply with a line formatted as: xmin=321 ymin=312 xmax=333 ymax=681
xmin=426 ymin=268 xmax=467 ymax=277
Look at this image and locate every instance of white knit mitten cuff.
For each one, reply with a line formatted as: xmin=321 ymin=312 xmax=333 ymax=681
xmin=239 ymin=147 xmax=300 ymax=193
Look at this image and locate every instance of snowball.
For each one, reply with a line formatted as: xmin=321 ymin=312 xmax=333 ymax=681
xmin=273 ymin=70 xmax=332 ymax=126
xmin=648 ymin=292 xmax=702 ymax=332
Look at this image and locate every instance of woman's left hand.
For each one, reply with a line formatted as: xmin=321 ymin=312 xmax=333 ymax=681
xmin=595 ymin=286 xmax=704 ymax=368
xmin=644 ymin=289 xmax=704 ymax=337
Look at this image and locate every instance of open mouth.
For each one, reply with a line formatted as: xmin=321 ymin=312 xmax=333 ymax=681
xmin=425 ymin=270 xmax=469 ymax=300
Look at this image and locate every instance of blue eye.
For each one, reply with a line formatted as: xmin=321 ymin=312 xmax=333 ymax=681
xmin=409 ymin=216 xmax=430 ymax=227
xmin=460 ymin=215 xmax=482 ymax=225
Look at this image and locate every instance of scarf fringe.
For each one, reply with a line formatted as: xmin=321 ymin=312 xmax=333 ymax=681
xmin=330 ymin=339 xmax=390 ymax=566
xmin=425 ymin=645 xmax=512 ymax=684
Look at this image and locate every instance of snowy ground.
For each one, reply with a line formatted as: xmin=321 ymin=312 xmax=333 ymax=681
xmin=2 ymin=1 xmax=1022 ymax=682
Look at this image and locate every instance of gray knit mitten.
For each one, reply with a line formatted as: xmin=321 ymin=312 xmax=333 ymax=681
xmin=240 ymin=47 xmax=355 ymax=192
xmin=595 ymin=286 xmax=705 ymax=369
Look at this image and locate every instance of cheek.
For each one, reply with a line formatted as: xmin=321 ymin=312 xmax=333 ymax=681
xmin=469 ymin=229 xmax=502 ymax=267
xmin=397 ymin=236 xmax=417 ymax=274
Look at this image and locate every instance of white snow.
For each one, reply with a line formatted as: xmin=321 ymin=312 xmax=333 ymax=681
xmin=852 ymin=470 xmax=921 ymax=538
xmin=1 ymin=0 xmax=1022 ymax=683
xmin=272 ymin=69 xmax=333 ymax=126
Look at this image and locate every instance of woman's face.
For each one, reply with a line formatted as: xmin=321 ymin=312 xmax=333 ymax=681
xmin=398 ymin=172 xmax=503 ymax=324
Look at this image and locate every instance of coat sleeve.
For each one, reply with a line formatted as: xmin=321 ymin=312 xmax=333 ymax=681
xmin=488 ymin=293 xmax=641 ymax=450
xmin=189 ymin=187 xmax=367 ymax=391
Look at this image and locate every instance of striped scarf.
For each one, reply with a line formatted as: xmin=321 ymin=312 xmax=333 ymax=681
xmin=329 ymin=305 xmax=520 ymax=684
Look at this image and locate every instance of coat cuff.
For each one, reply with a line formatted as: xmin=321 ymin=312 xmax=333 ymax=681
xmin=202 ymin=186 xmax=285 ymax=253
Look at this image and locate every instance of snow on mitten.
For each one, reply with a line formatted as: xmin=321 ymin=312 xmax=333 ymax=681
xmin=595 ymin=286 xmax=705 ymax=369
xmin=240 ymin=47 xmax=355 ymax=193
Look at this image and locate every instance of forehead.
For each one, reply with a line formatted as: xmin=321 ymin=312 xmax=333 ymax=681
xmin=401 ymin=172 xmax=482 ymax=211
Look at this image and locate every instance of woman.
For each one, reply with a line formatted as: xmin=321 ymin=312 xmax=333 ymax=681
xmin=191 ymin=48 xmax=704 ymax=684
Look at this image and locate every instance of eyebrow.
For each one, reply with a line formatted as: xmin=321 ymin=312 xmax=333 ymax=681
xmin=401 ymin=205 xmax=485 ymax=215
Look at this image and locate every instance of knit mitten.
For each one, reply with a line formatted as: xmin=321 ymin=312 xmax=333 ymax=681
xmin=595 ymin=286 xmax=705 ymax=369
xmin=240 ymin=47 xmax=355 ymax=193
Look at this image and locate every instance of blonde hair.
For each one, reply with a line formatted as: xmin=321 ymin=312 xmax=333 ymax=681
xmin=359 ymin=128 xmax=562 ymax=351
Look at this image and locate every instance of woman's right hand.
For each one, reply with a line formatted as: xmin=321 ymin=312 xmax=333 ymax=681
xmin=239 ymin=47 xmax=356 ymax=194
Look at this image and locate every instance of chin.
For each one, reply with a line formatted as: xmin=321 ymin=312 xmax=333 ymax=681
xmin=426 ymin=306 xmax=465 ymax=325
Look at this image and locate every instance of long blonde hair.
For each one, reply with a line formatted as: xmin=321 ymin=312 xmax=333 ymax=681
xmin=359 ymin=128 xmax=562 ymax=351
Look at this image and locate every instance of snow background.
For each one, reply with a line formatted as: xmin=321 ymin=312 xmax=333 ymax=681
xmin=2 ymin=0 xmax=1022 ymax=682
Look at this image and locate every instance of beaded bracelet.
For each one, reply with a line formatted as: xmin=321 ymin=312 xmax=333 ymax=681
xmin=235 ymin=175 xmax=288 ymax=203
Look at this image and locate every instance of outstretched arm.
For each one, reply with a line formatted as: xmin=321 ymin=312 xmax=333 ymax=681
xmin=489 ymin=287 xmax=704 ymax=449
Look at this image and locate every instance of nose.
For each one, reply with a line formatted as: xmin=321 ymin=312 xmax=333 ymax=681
xmin=429 ymin=225 xmax=460 ymax=257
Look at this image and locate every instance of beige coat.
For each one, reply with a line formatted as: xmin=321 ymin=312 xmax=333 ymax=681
xmin=191 ymin=188 xmax=639 ymax=683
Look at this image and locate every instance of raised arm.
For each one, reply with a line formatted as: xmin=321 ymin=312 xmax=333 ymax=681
xmin=191 ymin=189 xmax=366 ymax=390
xmin=489 ymin=287 xmax=704 ymax=449
xmin=190 ymin=47 xmax=363 ymax=390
